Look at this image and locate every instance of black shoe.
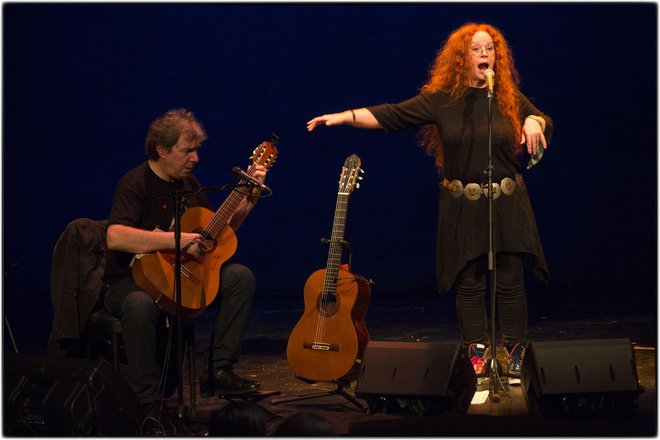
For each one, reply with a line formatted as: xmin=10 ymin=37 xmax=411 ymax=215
xmin=506 ymin=343 xmax=526 ymax=385
xmin=200 ymin=367 xmax=261 ymax=397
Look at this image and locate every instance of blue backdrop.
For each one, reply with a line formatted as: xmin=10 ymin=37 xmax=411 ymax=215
xmin=3 ymin=4 xmax=657 ymax=322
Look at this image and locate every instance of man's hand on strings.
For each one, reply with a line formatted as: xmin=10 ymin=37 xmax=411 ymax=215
xmin=181 ymin=232 xmax=205 ymax=262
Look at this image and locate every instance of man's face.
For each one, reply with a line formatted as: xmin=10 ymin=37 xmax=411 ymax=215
xmin=158 ymin=135 xmax=200 ymax=180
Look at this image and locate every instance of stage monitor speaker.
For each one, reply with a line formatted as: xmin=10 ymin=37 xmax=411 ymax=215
xmin=521 ymin=338 xmax=641 ymax=419
xmin=355 ymin=341 xmax=476 ymax=414
xmin=4 ymin=352 xmax=145 ymax=435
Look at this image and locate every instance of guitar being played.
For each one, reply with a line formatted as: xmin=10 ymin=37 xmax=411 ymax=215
xmin=131 ymin=137 xmax=278 ymax=319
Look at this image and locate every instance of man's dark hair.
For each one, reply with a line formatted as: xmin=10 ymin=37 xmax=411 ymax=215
xmin=144 ymin=108 xmax=207 ymax=160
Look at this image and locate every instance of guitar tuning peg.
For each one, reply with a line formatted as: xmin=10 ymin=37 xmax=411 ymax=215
xmin=356 ymin=183 xmax=360 ymax=189
xmin=359 ymin=168 xmax=365 ymax=173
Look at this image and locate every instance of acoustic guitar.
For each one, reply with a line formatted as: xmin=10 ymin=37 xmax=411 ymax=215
xmin=286 ymin=154 xmax=371 ymax=383
xmin=131 ymin=137 xmax=278 ymax=319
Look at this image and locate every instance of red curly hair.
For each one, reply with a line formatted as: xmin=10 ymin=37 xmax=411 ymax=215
xmin=418 ymin=23 xmax=522 ymax=171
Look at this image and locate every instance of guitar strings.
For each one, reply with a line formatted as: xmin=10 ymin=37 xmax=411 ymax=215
xmin=201 ymin=153 xmax=275 ymax=239
xmin=202 ymin=169 xmax=254 ymax=239
xmin=315 ymin=195 xmax=349 ymax=345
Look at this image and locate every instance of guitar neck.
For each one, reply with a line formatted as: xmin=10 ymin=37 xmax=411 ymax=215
xmin=323 ymin=192 xmax=350 ymax=293
xmin=202 ymin=178 xmax=251 ymax=239
xmin=198 ymin=139 xmax=278 ymax=240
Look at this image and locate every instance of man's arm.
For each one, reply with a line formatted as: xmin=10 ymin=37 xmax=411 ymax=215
xmin=107 ymin=224 xmax=204 ymax=259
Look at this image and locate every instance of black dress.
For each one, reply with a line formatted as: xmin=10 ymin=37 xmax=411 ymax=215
xmin=368 ymin=88 xmax=552 ymax=293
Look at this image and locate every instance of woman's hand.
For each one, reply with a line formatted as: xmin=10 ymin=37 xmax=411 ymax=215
xmin=307 ymin=112 xmax=351 ymax=131
xmin=520 ymin=116 xmax=547 ymax=156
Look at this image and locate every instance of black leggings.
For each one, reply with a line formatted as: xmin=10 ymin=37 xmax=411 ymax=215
xmin=455 ymin=252 xmax=527 ymax=350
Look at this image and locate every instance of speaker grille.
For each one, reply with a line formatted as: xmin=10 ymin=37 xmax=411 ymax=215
xmin=4 ymin=353 xmax=144 ymax=435
xmin=355 ymin=341 xmax=476 ymax=414
xmin=521 ymin=339 xmax=641 ymax=420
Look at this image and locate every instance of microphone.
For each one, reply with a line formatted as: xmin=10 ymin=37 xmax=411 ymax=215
xmin=484 ymin=69 xmax=495 ymax=96
xmin=231 ymin=166 xmax=271 ymax=193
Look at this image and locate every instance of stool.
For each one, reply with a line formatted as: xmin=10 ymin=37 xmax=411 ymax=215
xmin=86 ymin=309 xmax=198 ymax=411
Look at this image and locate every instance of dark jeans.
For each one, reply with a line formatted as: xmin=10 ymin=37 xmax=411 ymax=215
xmin=454 ymin=252 xmax=527 ymax=350
xmin=104 ymin=263 xmax=256 ymax=405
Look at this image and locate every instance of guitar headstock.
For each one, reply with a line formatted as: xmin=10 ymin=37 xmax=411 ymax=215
xmin=250 ymin=133 xmax=279 ymax=169
xmin=338 ymin=154 xmax=364 ymax=194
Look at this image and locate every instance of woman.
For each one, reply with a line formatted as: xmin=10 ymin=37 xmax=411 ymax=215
xmin=307 ymin=23 xmax=552 ymax=382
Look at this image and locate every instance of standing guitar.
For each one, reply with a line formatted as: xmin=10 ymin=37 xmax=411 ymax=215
xmin=132 ymin=138 xmax=278 ymax=319
xmin=287 ymin=154 xmax=371 ymax=383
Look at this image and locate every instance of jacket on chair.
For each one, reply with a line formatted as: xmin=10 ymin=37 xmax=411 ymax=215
xmin=47 ymin=218 xmax=108 ymax=356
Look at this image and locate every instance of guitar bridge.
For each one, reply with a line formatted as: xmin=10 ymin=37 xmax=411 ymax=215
xmin=303 ymin=341 xmax=340 ymax=352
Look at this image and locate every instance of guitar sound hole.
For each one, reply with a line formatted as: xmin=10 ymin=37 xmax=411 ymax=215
xmin=317 ymin=293 xmax=339 ymax=316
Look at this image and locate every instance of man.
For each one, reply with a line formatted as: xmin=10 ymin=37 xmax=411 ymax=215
xmin=103 ymin=108 xmax=267 ymax=411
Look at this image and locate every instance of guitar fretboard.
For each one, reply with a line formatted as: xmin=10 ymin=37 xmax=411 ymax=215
xmin=323 ymin=192 xmax=350 ymax=295
xmin=202 ymin=176 xmax=252 ymax=239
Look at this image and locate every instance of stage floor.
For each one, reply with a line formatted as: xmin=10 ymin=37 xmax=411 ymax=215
xmin=4 ymin=295 xmax=657 ymax=436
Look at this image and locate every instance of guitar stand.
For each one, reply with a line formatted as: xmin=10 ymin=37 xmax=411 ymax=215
xmin=274 ymin=234 xmax=368 ymax=413
xmin=271 ymin=379 xmax=366 ymax=412
xmin=320 ymin=237 xmax=353 ymax=269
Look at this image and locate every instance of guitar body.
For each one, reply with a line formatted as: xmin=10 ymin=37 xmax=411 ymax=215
xmin=287 ymin=267 xmax=371 ymax=382
xmin=132 ymin=206 xmax=237 ymax=319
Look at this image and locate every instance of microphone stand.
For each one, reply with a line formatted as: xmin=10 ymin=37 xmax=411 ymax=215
xmin=172 ymin=189 xmax=187 ymax=421
xmin=485 ymin=87 xmax=502 ymax=403
xmin=164 ymin=182 xmax=254 ymax=422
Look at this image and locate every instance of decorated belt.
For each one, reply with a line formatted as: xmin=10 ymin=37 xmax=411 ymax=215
xmin=441 ymin=174 xmax=525 ymax=201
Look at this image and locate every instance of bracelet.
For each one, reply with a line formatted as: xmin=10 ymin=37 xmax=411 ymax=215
xmin=350 ymin=109 xmax=356 ymax=126
xmin=526 ymin=115 xmax=544 ymax=130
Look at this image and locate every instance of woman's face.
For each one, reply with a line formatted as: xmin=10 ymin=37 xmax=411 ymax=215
xmin=468 ymin=31 xmax=496 ymax=88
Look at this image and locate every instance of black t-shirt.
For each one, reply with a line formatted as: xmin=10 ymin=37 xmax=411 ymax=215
xmin=104 ymin=162 xmax=211 ymax=284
